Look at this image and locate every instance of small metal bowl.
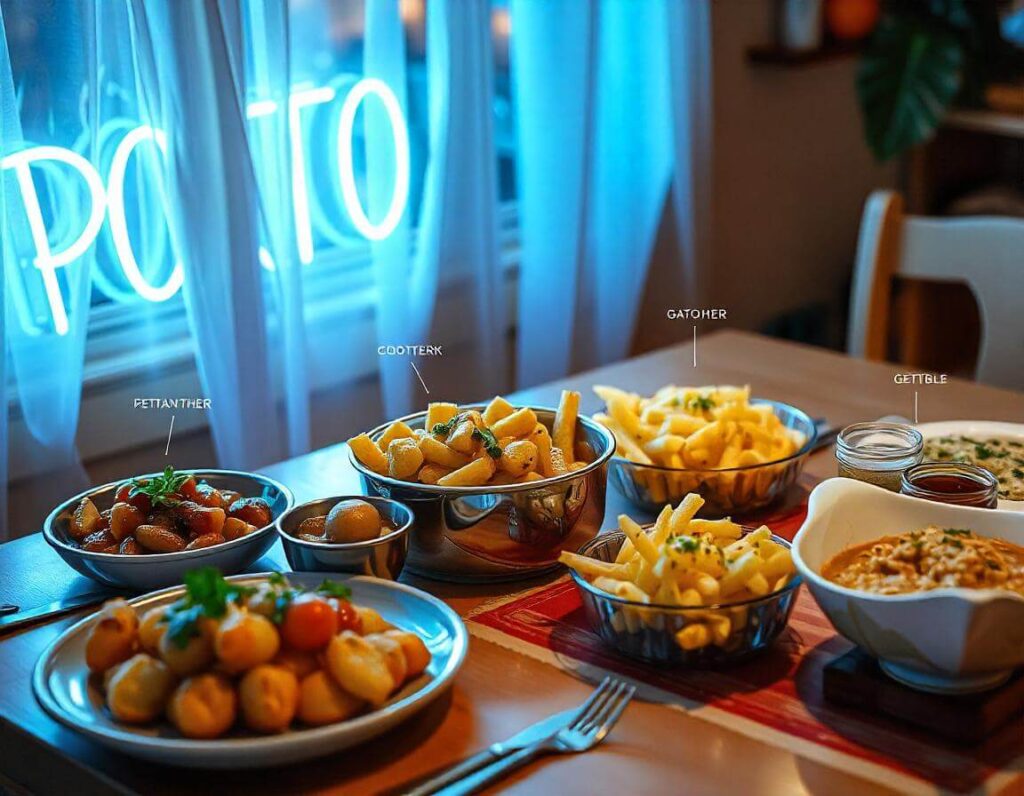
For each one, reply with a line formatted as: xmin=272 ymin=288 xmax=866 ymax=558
xmin=43 ymin=470 xmax=293 ymax=591
xmin=350 ymin=406 xmax=615 ymax=583
xmin=607 ymin=399 xmax=817 ymax=517
xmin=568 ymin=530 xmax=802 ymax=666
xmin=276 ymin=496 xmax=413 ymax=580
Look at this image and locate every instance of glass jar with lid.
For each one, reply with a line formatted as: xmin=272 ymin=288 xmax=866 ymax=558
xmin=835 ymin=422 xmax=923 ymax=491
xmin=901 ymin=461 xmax=999 ymax=508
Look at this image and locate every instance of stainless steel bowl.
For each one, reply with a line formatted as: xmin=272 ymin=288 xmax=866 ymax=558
xmin=569 ymin=530 xmax=802 ymax=665
xmin=349 ymin=406 xmax=615 ymax=583
xmin=607 ymin=399 xmax=817 ymax=517
xmin=276 ymin=496 xmax=413 ymax=579
xmin=43 ymin=470 xmax=293 ymax=591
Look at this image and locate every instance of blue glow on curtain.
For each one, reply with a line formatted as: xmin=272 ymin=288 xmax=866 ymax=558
xmin=512 ymin=0 xmax=680 ymax=387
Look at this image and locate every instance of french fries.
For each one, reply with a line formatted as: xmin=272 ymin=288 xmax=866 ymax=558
xmin=594 ymin=385 xmax=802 ymax=471
xmin=593 ymin=384 xmax=807 ymax=514
xmin=559 ymin=493 xmax=797 ymax=653
xmin=349 ymin=392 xmax=586 ymax=487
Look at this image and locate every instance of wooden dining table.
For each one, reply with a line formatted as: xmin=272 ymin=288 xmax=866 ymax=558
xmin=2 ymin=329 xmax=1023 ymax=796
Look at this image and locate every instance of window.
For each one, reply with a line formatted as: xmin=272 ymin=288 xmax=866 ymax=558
xmin=1 ymin=0 xmax=517 ymax=391
xmin=2 ymin=0 xmax=520 ymax=477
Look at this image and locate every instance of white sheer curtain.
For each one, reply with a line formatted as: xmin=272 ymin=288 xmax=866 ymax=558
xmin=511 ymin=0 xmax=713 ymax=387
xmin=0 ymin=2 xmax=96 ymax=538
xmin=127 ymin=0 xmax=309 ymax=469
xmin=0 ymin=6 xmax=9 ymax=534
xmin=365 ymin=0 xmax=505 ymax=418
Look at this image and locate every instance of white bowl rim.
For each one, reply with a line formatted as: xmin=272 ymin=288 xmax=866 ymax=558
xmin=43 ymin=469 xmax=294 ymax=563
xmin=792 ymin=477 xmax=1024 ymax=606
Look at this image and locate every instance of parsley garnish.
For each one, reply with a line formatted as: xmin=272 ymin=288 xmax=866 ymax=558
xmin=130 ymin=465 xmax=190 ymax=507
xmin=975 ymin=444 xmax=995 ymax=461
xmin=431 ymin=415 xmax=461 ymax=437
xmin=943 ymin=528 xmax=972 ymax=536
xmin=672 ymin=535 xmax=700 ymax=554
xmin=316 ymin=579 xmax=353 ymax=600
xmin=162 ymin=568 xmax=254 ymax=648
xmin=472 ymin=427 xmax=503 ymax=459
xmin=686 ymin=396 xmax=716 ymax=412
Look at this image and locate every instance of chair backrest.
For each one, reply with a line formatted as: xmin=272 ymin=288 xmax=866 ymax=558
xmin=848 ymin=190 xmax=1024 ymax=391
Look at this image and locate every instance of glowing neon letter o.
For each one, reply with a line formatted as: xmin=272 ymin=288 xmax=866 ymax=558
xmin=336 ymin=78 xmax=410 ymax=241
xmin=106 ymin=126 xmax=184 ymax=302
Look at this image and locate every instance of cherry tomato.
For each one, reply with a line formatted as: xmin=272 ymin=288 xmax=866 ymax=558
xmin=333 ymin=599 xmax=363 ymax=634
xmin=115 ymin=482 xmax=151 ymax=513
xmin=281 ymin=594 xmax=338 ymax=651
xmin=176 ymin=476 xmax=200 ymax=501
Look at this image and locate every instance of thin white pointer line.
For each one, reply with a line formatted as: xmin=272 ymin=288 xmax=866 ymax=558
xmin=914 ymin=391 xmax=919 ymax=424
xmin=693 ymin=326 xmax=697 ymax=367
xmin=165 ymin=415 xmax=175 ymax=456
xmin=410 ymin=361 xmax=429 ymax=394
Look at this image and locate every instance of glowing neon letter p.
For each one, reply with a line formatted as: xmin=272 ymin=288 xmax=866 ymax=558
xmin=1 ymin=146 xmax=107 ymax=335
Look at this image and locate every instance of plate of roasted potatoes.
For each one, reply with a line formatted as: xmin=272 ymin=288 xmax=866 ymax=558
xmin=33 ymin=570 xmax=467 ymax=767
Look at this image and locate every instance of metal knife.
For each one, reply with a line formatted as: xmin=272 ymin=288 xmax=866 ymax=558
xmin=0 ymin=591 xmax=121 ymax=634
xmin=402 ymin=708 xmax=578 ymax=796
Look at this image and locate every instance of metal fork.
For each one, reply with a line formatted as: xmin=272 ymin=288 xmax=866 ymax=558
xmin=439 ymin=677 xmax=637 ymax=795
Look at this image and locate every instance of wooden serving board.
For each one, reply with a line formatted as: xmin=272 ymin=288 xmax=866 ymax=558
xmin=822 ymin=647 xmax=1024 ymax=744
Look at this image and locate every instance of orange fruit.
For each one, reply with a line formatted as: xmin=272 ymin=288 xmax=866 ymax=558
xmin=826 ymin=0 xmax=880 ymax=41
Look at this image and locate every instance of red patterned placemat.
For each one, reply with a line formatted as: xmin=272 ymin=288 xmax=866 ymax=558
xmin=467 ymin=498 xmax=1024 ymax=794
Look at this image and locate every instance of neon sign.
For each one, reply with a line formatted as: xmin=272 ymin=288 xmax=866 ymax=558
xmin=0 ymin=78 xmax=410 ymax=336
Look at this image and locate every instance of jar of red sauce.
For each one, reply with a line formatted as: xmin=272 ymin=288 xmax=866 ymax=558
xmin=900 ymin=462 xmax=999 ymax=509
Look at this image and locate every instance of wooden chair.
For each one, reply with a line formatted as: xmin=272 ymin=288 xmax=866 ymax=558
xmin=847 ymin=190 xmax=1024 ymax=391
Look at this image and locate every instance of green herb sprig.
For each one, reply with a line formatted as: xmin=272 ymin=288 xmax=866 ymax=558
xmin=472 ymin=427 xmax=503 ymax=459
xmin=130 ymin=465 xmax=191 ymax=508
xmin=431 ymin=415 xmax=462 ymax=437
xmin=687 ymin=396 xmax=716 ymax=413
xmin=316 ymin=579 xmax=353 ymax=600
xmin=162 ymin=567 xmax=254 ymax=648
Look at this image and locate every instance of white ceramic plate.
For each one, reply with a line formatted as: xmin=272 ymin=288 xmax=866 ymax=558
xmin=916 ymin=420 xmax=1024 ymax=510
xmin=33 ymin=573 xmax=468 ymax=768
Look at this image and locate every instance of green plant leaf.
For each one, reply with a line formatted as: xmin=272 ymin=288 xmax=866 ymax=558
xmin=857 ymin=14 xmax=963 ymax=161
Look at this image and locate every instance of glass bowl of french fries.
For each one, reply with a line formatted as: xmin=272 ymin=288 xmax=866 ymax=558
xmin=594 ymin=385 xmax=816 ymax=516
xmin=560 ymin=494 xmax=802 ymax=665
xmin=347 ymin=392 xmax=616 ymax=583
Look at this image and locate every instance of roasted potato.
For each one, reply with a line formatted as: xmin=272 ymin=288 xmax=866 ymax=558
xmin=109 ymin=502 xmax=145 ymax=542
xmin=325 ymin=631 xmax=395 ymax=706
xmin=387 ymin=438 xmax=424 ymax=480
xmin=105 ymin=654 xmax=176 ymax=723
xmin=325 ymin=500 xmax=381 ymax=543
xmin=239 ymin=665 xmax=299 ymax=733
xmin=69 ymin=498 xmax=101 ymax=540
xmin=365 ymin=634 xmax=407 ymax=685
xmin=135 ymin=525 xmax=186 ymax=553
xmin=158 ymin=627 xmax=215 ymax=677
xmin=354 ymin=606 xmax=393 ymax=635
xmin=227 ymin=497 xmax=272 ymax=529
xmin=383 ymin=630 xmax=431 ymax=679
xmin=85 ymin=599 xmax=139 ymax=673
xmin=167 ymin=673 xmax=237 ymax=739
xmin=175 ymin=502 xmax=227 ymax=537
xmin=138 ymin=606 xmax=169 ymax=655
xmin=214 ymin=609 xmax=281 ymax=674
xmin=298 ymin=670 xmax=363 ymax=726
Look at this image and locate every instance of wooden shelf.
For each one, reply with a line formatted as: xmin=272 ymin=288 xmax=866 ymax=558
xmin=942 ymin=109 xmax=1024 ymax=140
xmin=746 ymin=41 xmax=861 ymax=67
